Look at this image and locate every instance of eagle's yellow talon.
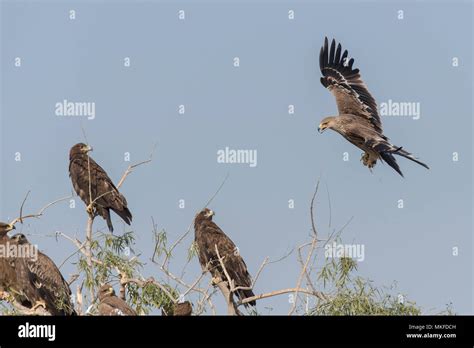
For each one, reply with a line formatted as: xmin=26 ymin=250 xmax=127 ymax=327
xmin=31 ymin=300 xmax=47 ymax=311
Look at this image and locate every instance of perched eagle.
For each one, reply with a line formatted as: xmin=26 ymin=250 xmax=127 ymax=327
xmin=97 ymin=284 xmax=137 ymax=316
xmin=0 ymin=224 xmax=42 ymax=312
xmin=69 ymin=143 xmax=132 ymax=232
xmin=318 ymin=38 xmax=429 ymax=177
xmin=10 ymin=234 xmax=76 ymax=315
xmin=194 ymin=208 xmax=256 ymax=307
xmin=162 ymin=301 xmax=193 ymax=316
xmin=0 ymin=222 xmax=17 ymax=295
xmin=171 ymin=301 xmax=192 ymax=316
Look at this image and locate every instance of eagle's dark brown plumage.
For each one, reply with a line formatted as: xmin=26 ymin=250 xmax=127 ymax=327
xmin=0 ymin=224 xmax=43 ymax=312
xmin=11 ymin=234 xmax=76 ymax=315
xmin=194 ymin=208 xmax=256 ymax=307
xmin=172 ymin=301 xmax=192 ymax=316
xmin=0 ymin=222 xmax=17 ymax=297
xmin=98 ymin=284 xmax=137 ymax=316
xmin=162 ymin=301 xmax=193 ymax=316
xmin=69 ymin=143 xmax=132 ymax=232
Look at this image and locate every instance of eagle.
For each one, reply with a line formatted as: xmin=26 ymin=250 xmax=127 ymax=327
xmin=162 ymin=301 xmax=193 ymax=316
xmin=0 ymin=224 xmax=42 ymax=312
xmin=69 ymin=143 xmax=132 ymax=232
xmin=97 ymin=284 xmax=137 ymax=316
xmin=171 ymin=301 xmax=192 ymax=316
xmin=0 ymin=222 xmax=17 ymax=295
xmin=194 ymin=208 xmax=256 ymax=307
xmin=10 ymin=234 xmax=76 ymax=315
xmin=318 ymin=37 xmax=429 ymax=177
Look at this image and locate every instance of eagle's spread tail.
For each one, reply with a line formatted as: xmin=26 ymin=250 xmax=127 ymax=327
xmin=376 ymin=143 xmax=429 ymax=177
xmin=380 ymin=152 xmax=404 ymax=177
xmin=393 ymin=147 xmax=430 ymax=170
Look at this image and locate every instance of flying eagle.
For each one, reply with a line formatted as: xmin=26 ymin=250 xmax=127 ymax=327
xmin=10 ymin=234 xmax=76 ymax=315
xmin=69 ymin=143 xmax=132 ymax=232
xmin=98 ymin=284 xmax=137 ymax=316
xmin=194 ymin=208 xmax=256 ymax=307
xmin=318 ymin=38 xmax=429 ymax=177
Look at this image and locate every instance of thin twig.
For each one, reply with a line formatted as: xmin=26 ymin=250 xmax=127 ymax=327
xmin=9 ymin=195 xmax=73 ymax=226
xmin=116 ymin=142 xmax=157 ymax=189
xmin=240 ymin=287 xmax=328 ymax=305
xmin=288 ymin=181 xmax=320 ymax=315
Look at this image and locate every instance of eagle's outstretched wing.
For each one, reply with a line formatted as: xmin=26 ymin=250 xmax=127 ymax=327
xmin=320 ymin=37 xmax=382 ymax=133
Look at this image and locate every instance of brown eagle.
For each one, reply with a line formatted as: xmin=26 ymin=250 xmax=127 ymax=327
xmin=162 ymin=301 xmax=193 ymax=316
xmin=194 ymin=208 xmax=256 ymax=307
xmin=318 ymin=37 xmax=429 ymax=177
xmin=98 ymin=284 xmax=137 ymax=316
xmin=69 ymin=143 xmax=132 ymax=232
xmin=0 ymin=224 xmax=42 ymax=312
xmin=10 ymin=234 xmax=76 ymax=315
xmin=0 ymin=222 xmax=17 ymax=295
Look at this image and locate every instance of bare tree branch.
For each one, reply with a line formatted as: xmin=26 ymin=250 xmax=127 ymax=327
xmin=240 ymin=287 xmax=328 ymax=306
xmin=288 ymin=181 xmax=320 ymax=315
xmin=0 ymin=291 xmax=51 ymax=316
xmin=116 ymin=143 xmax=157 ymax=189
xmin=9 ymin=195 xmax=73 ymax=227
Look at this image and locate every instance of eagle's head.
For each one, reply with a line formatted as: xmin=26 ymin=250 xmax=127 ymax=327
xmin=195 ymin=208 xmax=215 ymax=224
xmin=0 ymin=222 xmax=15 ymax=236
xmin=99 ymin=284 xmax=116 ymax=300
xmin=11 ymin=233 xmax=28 ymax=244
xmin=318 ymin=116 xmax=337 ymax=133
xmin=70 ymin=143 xmax=93 ymax=159
xmin=202 ymin=208 xmax=215 ymax=219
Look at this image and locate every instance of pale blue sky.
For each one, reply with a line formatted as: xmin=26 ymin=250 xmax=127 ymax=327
xmin=0 ymin=0 xmax=472 ymax=314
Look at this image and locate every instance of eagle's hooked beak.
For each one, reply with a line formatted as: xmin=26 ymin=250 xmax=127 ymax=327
xmin=85 ymin=145 xmax=93 ymax=153
xmin=205 ymin=210 xmax=215 ymax=218
xmin=317 ymin=124 xmax=324 ymax=133
xmin=8 ymin=224 xmax=16 ymax=232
